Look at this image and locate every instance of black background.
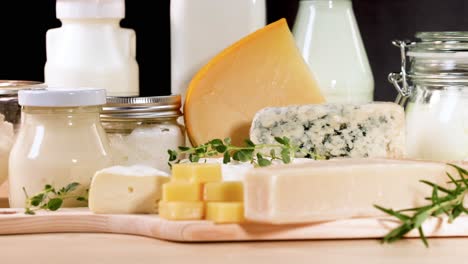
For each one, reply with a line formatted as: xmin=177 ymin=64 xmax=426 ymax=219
xmin=0 ymin=0 xmax=467 ymax=101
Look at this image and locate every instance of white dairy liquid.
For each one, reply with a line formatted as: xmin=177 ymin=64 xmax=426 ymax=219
xmin=170 ymin=0 xmax=266 ymax=102
xmin=292 ymin=0 xmax=374 ymax=103
xmin=8 ymin=107 xmax=113 ymax=207
xmin=45 ymin=19 xmax=139 ymax=97
xmin=108 ymin=123 xmax=185 ymax=173
xmin=406 ymin=91 xmax=468 ymax=161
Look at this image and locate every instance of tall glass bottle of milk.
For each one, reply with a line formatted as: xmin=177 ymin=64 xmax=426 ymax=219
xmin=170 ymin=0 xmax=266 ymax=102
xmin=292 ymin=0 xmax=374 ymax=103
xmin=44 ymin=0 xmax=139 ymax=97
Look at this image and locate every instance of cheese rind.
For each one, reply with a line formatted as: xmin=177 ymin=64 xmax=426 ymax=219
xmin=159 ymin=201 xmax=204 ymax=220
xmin=89 ymin=165 xmax=169 ymax=214
xmin=204 ymin=181 xmax=244 ymax=202
xmin=184 ymin=18 xmax=325 ymax=146
xmin=162 ymin=182 xmax=203 ymax=202
xmin=250 ymin=103 xmax=405 ymax=159
xmin=244 ymin=159 xmax=464 ymax=224
xmin=206 ymin=202 xmax=245 ymax=223
xmin=171 ymin=163 xmax=222 ymax=183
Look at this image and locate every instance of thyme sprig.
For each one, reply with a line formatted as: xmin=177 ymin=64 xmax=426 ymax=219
xmin=375 ymin=164 xmax=468 ymax=247
xmin=168 ymin=137 xmax=322 ymax=167
xmin=23 ymin=182 xmax=88 ymax=215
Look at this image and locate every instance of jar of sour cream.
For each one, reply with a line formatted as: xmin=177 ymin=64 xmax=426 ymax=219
xmin=389 ymin=32 xmax=468 ymax=161
xmin=101 ymin=95 xmax=185 ymax=173
xmin=8 ymin=88 xmax=113 ymax=208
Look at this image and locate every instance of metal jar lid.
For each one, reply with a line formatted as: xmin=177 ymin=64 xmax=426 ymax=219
xmin=0 ymin=80 xmax=46 ymax=96
xmin=101 ymin=95 xmax=182 ymax=121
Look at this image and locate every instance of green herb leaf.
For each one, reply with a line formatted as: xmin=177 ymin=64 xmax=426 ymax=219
xmin=168 ymin=149 xmax=178 ymax=162
xmin=223 ymin=152 xmax=231 ymax=164
xmin=244 ymin=139 xmax=255 ymax=147
xmin=64 ymin=182 xmax=80 ymax=193
xmin=215 ymin=145 xmax=228 ymax=153
xmin=47 ymin=198 xmax=63 ymax=211
xmin=274 ymin=137 xmax=286 ymax=145
xmin=178 ymin=146 xmax=190 ymax=151
xmin=209 ymin=139 xmax=223 ymax=146
xmin=281 ymin=148 xmax=291 ymax=164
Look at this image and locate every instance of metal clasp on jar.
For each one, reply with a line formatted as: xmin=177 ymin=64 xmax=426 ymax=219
xmin=388 ymin=40 xmax=414 ymax=106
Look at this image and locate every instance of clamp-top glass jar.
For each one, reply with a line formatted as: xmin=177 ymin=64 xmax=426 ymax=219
xmin=389 ymin=32 xmax=468 ymax=162
xmin=101 ymin=95 xmax=185 ymax=173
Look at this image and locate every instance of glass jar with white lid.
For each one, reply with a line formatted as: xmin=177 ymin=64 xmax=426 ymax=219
xmin=101 ymin=95 xmax=185 ymax=173
xmin=8 ymin=88 xmax=113 ymax=208
xmin=389 ymin=32 xmax=468 ymax=162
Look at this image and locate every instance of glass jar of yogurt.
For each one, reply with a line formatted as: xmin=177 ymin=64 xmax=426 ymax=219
xmin=101 ymin=95 xmax=185 ymax=173
xmin=8 ymin=88 xmax=113 ymax=207
xmin=389 ymin=32 xmax=468 ymax=161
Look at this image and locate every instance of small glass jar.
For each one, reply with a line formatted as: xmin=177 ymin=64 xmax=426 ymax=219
xmin=8 ymin=88 xmax=113 ymax=208
xmin=0 ymin=80 xmax=46 ymax=131
xmin=101 ymin=95 xmax=185 ymax=173
xmin=389 ymin=32 xmax=468 ymax=161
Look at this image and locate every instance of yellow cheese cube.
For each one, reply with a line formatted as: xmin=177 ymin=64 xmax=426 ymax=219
xmin=162 ymin=182 xmax=202 ymax=202
xmin=159 ymin=201 xmax=204 ymax=220
xmin=204 ymin=181 xmax=243 ymax=202
xmin=205 ymin=202 xmax=245 ymax=224
xmin=171 ymin=163 xmax=222 ymax=183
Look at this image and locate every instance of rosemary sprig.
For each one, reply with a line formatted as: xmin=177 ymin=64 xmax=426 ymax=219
xmin=375 ymin=164 xmax=468 ymax=247
xmin=168 ymin=137 xmax=322 ymax=167
xmin=23 ymin=182 xmax=88 ymax=215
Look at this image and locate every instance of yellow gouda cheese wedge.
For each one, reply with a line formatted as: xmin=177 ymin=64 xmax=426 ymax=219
xmin=204 ymin=181 xmax=243 ymax=202
xmin=184 ymin=18 xmax=325 ymax=146
xmin=205 ymin=202 xmax=245 ymax=224
xmin=171 ymin=163 xmax=222 ymax=183
xmin=162 ymin=182 xmax=203 ymax=202
xmin=159 ymin=201 xmax=204 ymax=220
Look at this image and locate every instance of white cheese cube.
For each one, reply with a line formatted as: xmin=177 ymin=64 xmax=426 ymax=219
xmin=89 ymin=165 xmax=169 ymax=214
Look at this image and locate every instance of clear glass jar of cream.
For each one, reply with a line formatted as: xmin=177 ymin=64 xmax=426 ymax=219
xmin=101 ymin=95 xmax=185 ymax=173
xmin=389 ymin=32 xmax=468 ymax=161
xmin=8 ymin=88 xmax=113 ymax=207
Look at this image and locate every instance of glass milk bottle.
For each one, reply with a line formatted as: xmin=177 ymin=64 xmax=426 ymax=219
xmin=292 ymin=0 xmax=374 ymax=103
xmin=8 ymin=88 xmax=113 ymax=208
xmin=44 ymin=0 xmax=139 ymax=97
xmin=170 ymin=0 xmax=266 ymax=102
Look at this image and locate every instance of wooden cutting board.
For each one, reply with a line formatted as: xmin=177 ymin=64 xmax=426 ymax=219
xmin=0 ymin=208 xmax=467 ymax=242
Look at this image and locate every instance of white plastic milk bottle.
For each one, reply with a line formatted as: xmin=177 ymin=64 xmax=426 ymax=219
xmin=170 ymin=0 xmax=266 ymax=102
xmin=45 ymin=0 xmax=139 ymax=97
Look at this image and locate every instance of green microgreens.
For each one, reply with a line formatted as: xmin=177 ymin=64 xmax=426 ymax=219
xmin=23 ymin=182 xmax=88 ymax=215
xmin=374 ymin=164 xmax=468 ymax=247
xmin=168 ymin=137 xmax=323 ymax=167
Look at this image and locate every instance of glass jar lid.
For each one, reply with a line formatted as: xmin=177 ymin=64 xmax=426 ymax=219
xmin=408 ymin=32 xmax=468 ymax=53
xmin=101 ymin=95 xmax=182 ymax=120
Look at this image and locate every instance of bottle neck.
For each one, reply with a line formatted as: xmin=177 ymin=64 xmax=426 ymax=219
xmin=60 ymin=18 xmax=121 ymax=27
xmin=22 ymin=106 xmax=102 ymax=123
xmin=298 ymin=0 xmax=351 ymax=8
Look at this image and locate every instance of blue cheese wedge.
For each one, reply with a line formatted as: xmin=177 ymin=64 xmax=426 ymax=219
xmin=250 ymin=103 xmax=405 ymax=159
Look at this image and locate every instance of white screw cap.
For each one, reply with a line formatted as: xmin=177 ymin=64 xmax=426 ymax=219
xmin=56 ymin=0 xmax=125 ymax=19
xmin=19 ymin=87 xmax=107 ymax=107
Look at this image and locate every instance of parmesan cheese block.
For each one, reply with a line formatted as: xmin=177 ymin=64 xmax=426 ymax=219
xmin=250 ymin=102 xmax=405 ymax=159
xmin=244 ymin=159 xmax=466 ymax=224
xmin=184 ymin=18 xmax=325 ymax=146
xmin=89 ymin=165 xmax=169 ymax=214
